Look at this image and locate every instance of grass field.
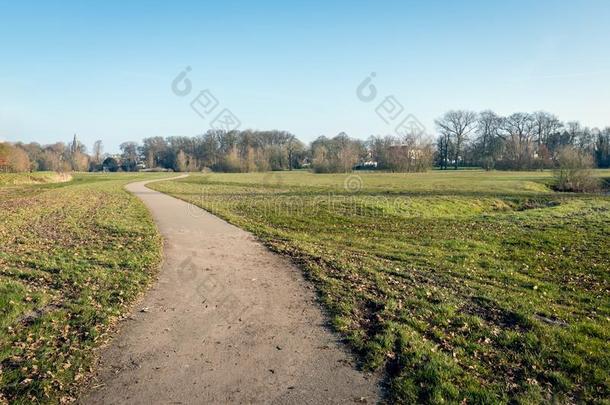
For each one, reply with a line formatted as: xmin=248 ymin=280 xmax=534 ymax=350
xmin=150 ymin=169 xmax=610 ymax=404
xmin=0 ymin=172 xmax=72 ymax=187
xmin=0 ymin=173 xmax=171 ymax=403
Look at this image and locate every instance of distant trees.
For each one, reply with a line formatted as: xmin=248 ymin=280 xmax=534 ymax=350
xmin=102 ymin=157 xmax=119 ymax=172
xmin=67 ymin=135 xmax=89 ymax=172
xmin=369 ymin=134 xmax=433 ymax=172
xmin=501 ymin=112 xmax=536 ymax=170
xmin=435 ymin=110 xmax=610 ymax=171
xmin=137 ymin=130 xmax=306 ymax=173
xmin=0 ymin=142 xmax=30 ymax=172
xmin=141 ymin=136 xmax=168 ymax=169
xmin=132 ymin=128 xmax=433 ymax=174
xmin=91 ymin=140 xmax=104 ymax=170
xmin=311 ymin=133 xmax=364 ymax=173
xmin=0 ymin=128 xmax=435 ymax=174
xmin=472 ymin=110 xmax=503 ymax=170
xmin=4 ymin=115 xmax=607 ymax=175
xmin=1 ymin=139 xmax=90 ymax=173
xmin=435 ymin=110 xmax=477 ymax=170
xmin=595 ymin=128 xmax=610 ymax=168
xmin=120 ymin=142 xmax=139 ymax=171
xmin=286 ymin=134 xmax=305 ymax=171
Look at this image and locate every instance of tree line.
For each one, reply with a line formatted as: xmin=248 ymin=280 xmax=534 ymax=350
xmin=0 ymin=136 xmax=89 ymax=173
xmin=131 ymin=130 xmax=307 ymax=173
xmin=435 ymin=110 xmax=610 ymax=170
xmin=1 ymin=111 xmax=609 ymax=174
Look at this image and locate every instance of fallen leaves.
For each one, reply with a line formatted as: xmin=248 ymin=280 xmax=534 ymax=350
xmin=1 ymin=173 xmax=166 ymax=403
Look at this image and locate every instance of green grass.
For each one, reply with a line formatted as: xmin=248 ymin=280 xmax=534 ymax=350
xmin=0 ymin=172 xmax=172 ymax=403
xmin=150 ymin=169 xmax=610 ymax=404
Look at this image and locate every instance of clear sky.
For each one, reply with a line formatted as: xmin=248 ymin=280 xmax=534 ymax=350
xmin=1 ymin=0 xmax=609 ymax=152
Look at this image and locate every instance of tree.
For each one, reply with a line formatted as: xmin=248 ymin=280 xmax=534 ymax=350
xmin=596 ymin=128 xmax=610 ymax=168
xmin=369 ymin=135 xmax=393 ymax=170
xmin=501 ymin=113 xmax=536 ymax=169
xmin=140 ymin=137 xmax=168 ymax=168
xmin=102 ymin=157 xmax=119 ymax=172
xmin=71 ymin=150 xmax=90 ymax=171
xmin=436 ymin=134 xmax=451 ymax=170
xmin=92 ymin=140 xmax=103 ymax=166
xmin=120 ymin=142 xmax=139 ymax=171
xmin=335 ymin=132 xmax=360 ymax=173
xmin=435 ymin=110 xmax=477 ymax=169
xmin=369 ymin=134 xmax=432 ymax=172
xmin=0 ymin=142 xmax=30 ymax=172
xmin=533 ymin=111 xmax=562 ymax=147
xmin=310 ymin=134 xmax=362 ymax=173
xmin=473 ymin=110 xmax=503 ymax=170
xmin=311 ymin=141 xmax=331 ymax=173
xmin=287 ymin=135 xmax=306 ymax=170
xmin=176 ymin=150 xmax=188 ymax=172
xmin=64 ymin=135 xmax=89 ymax=171
xmin=565 ymin=121 xmax=582 ymax=146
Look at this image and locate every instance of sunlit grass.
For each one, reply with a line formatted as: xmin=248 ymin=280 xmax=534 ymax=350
xmin=0 ymin=172 xmax=172 ymax=403
xmin=0 ymin=172 xmax=72 ymax=187
xmin=151 ymin=169 xmax=610 ymax=404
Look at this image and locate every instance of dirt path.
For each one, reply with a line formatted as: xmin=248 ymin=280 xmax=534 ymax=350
xmin=80 ymin=177 xmax=381 ymax=404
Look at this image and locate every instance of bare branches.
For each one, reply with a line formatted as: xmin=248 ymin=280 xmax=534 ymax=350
xmin=435 ymin=110 xmax=477 ymax=169
xmin=435 ymin=110 xmax=608 ymax=170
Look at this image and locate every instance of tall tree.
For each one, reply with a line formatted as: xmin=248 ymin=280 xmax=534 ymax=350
xmin=92 ymin=140 xmax=104 ymax=165
xmin=502 ymin=113 xmax=536 ymax=169
xmin=435 ymin=110 xmax=477 ymax=169
xmin=474 ymin=110 xmax=503 ymax=170
xmin=533 ymin=111 xmax=562 ymax=146
xmin=596 ymin=128 xmax=610 ymax=168
xmin=120 ymin=142 xmax=139 ymax=171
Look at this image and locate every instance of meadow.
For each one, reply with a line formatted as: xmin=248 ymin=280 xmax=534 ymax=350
xmin=0 ymin=173 xmax=171 ymax=403
xmin=0 ymin=172 xmax=72 ymax=187
xmin=150 ymin=169 xmax=610 ymax=404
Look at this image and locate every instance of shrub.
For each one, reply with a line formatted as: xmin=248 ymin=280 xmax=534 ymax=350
xmin=554 ymin=147 xmax=600 ymax=192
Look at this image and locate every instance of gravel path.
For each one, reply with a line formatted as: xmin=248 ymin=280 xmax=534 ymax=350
xmin=80 ymin=177 xmax=381 ymax=404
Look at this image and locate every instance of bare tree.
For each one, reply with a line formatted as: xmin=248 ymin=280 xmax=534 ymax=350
xmin=436 ymin=134 xmax=451 ymax=170
xmin=435 ymin=110 xmax=477 ymax=169
xmin=533 ymin=111 xmax=562 ymax=147
xmin=474 ymin=110 xmax=503 ymax=169
xmin=92 ymin=140 xmax=103 ymax=165
xmin=120 ymin=141 xmax=139 ymax=171
xmin=565 ymin=121 xmax=582 ymax=146
xmin=286 ymin=134 xmax=298 ymax=170
xmin=176 ymin=150 xmax=188 ymax=172
xmin=502 ymin=113 xmax=536 ymax=169
xmin=594 ymin=128 xmax=610 ymax=168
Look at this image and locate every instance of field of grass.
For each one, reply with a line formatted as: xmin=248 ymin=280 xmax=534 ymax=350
xmin=150 ymin=169 xmax=610 ymax=404
xmin=0 ymin=172 xmax=171 ymax=403
xmin=0 ymin=172 xmax=72 ymax=187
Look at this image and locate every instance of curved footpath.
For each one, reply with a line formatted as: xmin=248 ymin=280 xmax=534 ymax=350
xmin=80 ymin=177 xmax=381 ymax=404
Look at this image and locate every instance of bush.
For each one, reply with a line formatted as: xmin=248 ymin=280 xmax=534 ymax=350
xmin=0 ymin=142 xmax=31 ymax=172
xmin=554 ymin=147 xmax=600 ymax=192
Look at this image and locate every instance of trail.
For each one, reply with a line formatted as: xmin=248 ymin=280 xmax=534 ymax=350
xmin=80 ymin=177 xmax=380 ymax=404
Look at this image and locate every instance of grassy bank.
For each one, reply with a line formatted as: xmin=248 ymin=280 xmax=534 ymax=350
xmin=0 ymin=173 xmax=171 ymax=403
xmin=0 ymin=172 xmax=72 ymax=187
xmin=150 ymin=170 xmax=610 ymax=404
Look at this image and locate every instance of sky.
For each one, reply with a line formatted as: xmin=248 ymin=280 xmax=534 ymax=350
xmin=1 ymin=0 xmax=609 ymax=152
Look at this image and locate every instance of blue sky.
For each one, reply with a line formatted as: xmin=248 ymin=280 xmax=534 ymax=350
xmin=1 ymin=0 xmax=609 ymax=152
